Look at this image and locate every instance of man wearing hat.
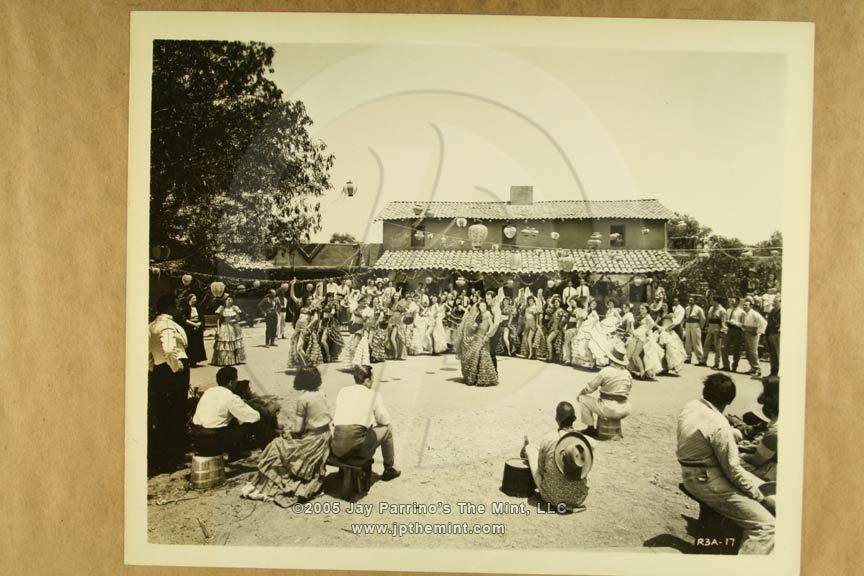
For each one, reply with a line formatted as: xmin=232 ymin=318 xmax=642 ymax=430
xmin=258 ymin=289 xmax=278 ymax=347
xmin=522 ymin=402 xmax=594 ymax=511
xmin=577 ymin=340 xmax=633 ymax=436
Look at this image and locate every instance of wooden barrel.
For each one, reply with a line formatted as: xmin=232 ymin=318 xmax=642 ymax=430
xmin=597 ymin=416 xmax=623 ymax=441
xmin=500 ymin=458 xmax=536 ymax=497
xmin=190 ymin=455 xmax=226 ymax=490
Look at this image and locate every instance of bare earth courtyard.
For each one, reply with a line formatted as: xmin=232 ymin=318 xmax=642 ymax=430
xmin=147 ymin=324 xmax=768 ymax=551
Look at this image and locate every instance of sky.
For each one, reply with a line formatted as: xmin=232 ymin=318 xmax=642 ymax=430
xmin=268 ymin=43 xmax=786 ymax=245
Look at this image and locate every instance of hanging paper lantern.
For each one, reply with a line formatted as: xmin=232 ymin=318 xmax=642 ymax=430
xmin=558 ymin=255 xmax=574 ymax=272
xmin=587 ymin=233 xmax=602 ymax=249
xmin=521 ymin=228 xmax=532 ymax=236
xmin=306 ymin=283 xmax=315 ymax=292
xmin=467 ymin=223 xmax=489 ymax=249
xmin=342 ymin=180 xmax=357 ymax=197
xmin=641 ymin=228 xmax=650 ymax=236
xmin=633 ymin=276 xmax=644 ymax=286
xmin=509 ymin=252 xmax=523 ymax=270
xmin=455 ymin=217 xmax=468 ymax=228
xmin=698 ymin=251 xmax=710 ymax=261
xmin=531 ymin=228 xmax=540 ymax=237
xmin=504 ymin=225 xmax=517 ymax=239
xmin=550 ymin=231 xmax=560 ymax=241
xmin=770 ymin=249 xmax=781 ymax=257
xmin=455 ymin=277 xmax=466 ymax=288
xmin=237 ymin=284 xmax=246 ymax=293
xmin=414 ymin=230 xmax=425 ymax=239
xmin=150 ymin=245 xmax=171 ymax=261
xmin=181 ymin=274 xmax=192 ymax=286
xmin=210 ymin=281 xmax=225 ymax=298
xmin=252 ymin=280 xmax=261 ymax=288
xmin=425 ymin=276 xmax=433 ymax=285
xmin=506 ymin=279 xmax=515 ymax=288
xmin=547 ymin=279 xmax=555 ymax=289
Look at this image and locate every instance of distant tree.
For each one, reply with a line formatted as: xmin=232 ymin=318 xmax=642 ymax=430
xmin=667 ymin=212 xmax=712 ymax=250
xmin=150 ymin=40 xmax=334 ymax=260
xmin=329 ymin=233 xmax=358 ymax=244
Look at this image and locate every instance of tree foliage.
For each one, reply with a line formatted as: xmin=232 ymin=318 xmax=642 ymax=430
xmin=150 ymin=40 xmax=334 ymax=259
xmin=329 ymin=233 xmax=358 ymax=244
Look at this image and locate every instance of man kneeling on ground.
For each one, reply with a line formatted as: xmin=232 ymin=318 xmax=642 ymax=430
xmin=522 ymin=401 xmax=594 ymax=512
xmin=190 ymin=366 xmax=270 ymax=460
xmin=677 ymin=372 xmax=775 ymax=554
xmin=330 ymin=365 xmax=401 ymax=481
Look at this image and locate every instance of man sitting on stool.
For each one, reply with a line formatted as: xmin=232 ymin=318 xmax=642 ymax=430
xmin=577 ymin=341 xmax=633 ymax=436
xmin=522 ymin=401 xmax=594 ymax=512
xmin=677 ymin=372 xmax=775 ymax=554
xmin=330 ymin=365 xmax=401 ymax=481
xmin=190 ymin=366 xmax=266 ymax=460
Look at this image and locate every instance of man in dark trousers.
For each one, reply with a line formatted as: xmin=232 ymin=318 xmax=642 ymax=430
xmin=258 ymin=289 xmax=278 ymax=347
xmin=765 ymin=295 xmax=781 ymax=377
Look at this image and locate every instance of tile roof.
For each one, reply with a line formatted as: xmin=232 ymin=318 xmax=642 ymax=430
xmin=374 ymin=249 xmax=679 ymax=274
xmin=375 ymin=199 xmax=675 ymax=221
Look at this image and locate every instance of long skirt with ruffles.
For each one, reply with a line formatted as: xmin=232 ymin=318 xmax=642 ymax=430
xmin=240 ymin=427 xmax=331 ymax=501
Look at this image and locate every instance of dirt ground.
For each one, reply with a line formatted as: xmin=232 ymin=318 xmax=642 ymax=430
xmin=146 ymin=324 xmax=768 ymax=551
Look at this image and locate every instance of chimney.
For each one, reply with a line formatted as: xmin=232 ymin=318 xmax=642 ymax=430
xmin=509 ymin=185 xmax=533 ymax=205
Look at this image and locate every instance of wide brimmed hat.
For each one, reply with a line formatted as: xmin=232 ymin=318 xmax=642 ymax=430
xmin=555 ymin=431 xmax=594 ymax=480
xmin=607 ymin=340 xmax=629 ymax=366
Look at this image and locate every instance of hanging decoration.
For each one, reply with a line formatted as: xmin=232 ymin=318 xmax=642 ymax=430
xmin=414 ymin=230 xmax=425 ymax=240
xmin=467 ymin=223 xmax=489 ymax=249
xmin=587 ymin=232 xmax=603 ymax=249
xmin=342 ymin=180 xmax=357 ymax=197
xmin=455 ymin=276 xmax=466 ymax=288
xmin=491 ymin=244 xmax=500 ymax=251
xmin=210 ymin=281 xmax=226 ymax=298
xmin=550 ymin=231 xmax=560 ymax=241
xmin=558 ymin=254 xmax=575 ymax=272
xmin=455 ymin=217 xmax=468 ymax=228
xmin=546 ymin=279 xmax=555 ymax=289
xmin=641 ymin=227 xmax=650 ymax=236
xmin=503 ymin=225 xmax=517 ymax=239
xmin=181 ymin=274 xmax=192 ymax=286
xmin=237 ymin=284 xmax=246 ymax=293
xmin=252 ymin=280 xmax=261 ymax=288
xmin=425 ymin=276 xmax=433 ymax=285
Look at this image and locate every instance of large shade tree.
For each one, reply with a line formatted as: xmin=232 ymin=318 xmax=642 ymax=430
xmin=150 ymin=40 xmax=334 ymax=260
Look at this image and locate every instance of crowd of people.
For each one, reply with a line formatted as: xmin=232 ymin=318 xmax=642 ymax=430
xmin=147 ymin=271 xmax=781 ymax=554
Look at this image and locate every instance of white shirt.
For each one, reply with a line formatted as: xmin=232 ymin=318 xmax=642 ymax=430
xmin=148 ymin=314 xmax=188 ymax=372
xmin=562 ymin=286 xmax=578 ymax=302
xmin=671 ymin=304 xmax=686 ymax=327
xmin=326 ymin=281 xmax=339 ymax=295
xmin=192 ymin=386 xmax=261 ymax=429
xmin=574 ymin=285 xmax=591 ymax=300
xmin=332 ymin=385 xmax=391 ymax=428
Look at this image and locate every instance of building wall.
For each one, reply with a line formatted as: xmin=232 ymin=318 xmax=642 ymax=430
xmin=382 ymin=218 xmax=667 ymax=250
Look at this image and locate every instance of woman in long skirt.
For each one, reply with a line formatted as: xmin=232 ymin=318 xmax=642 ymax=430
xmin=181 ymin=293 xmax=207 ymax=366
xmin=460 ymin=302 xmax=499 ymax=386
xmin=369 ymin=300 xmax=389 ymax=363
xmin=241 ymin=367 xmax=332 ymax=504
xmin=658 ymin=314 xmax=687 ymax=375
xmin=211 ymin=296 xmax=246 ymax=366
xmin=427 ymin=295 xmax=448 ymax=355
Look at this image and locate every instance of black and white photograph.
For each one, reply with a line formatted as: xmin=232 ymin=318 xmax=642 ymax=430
xmin=126 ymin=12 xmax=813 ymax=574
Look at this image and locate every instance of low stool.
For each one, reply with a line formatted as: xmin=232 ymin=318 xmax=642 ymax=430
xmin=679 ymin=483 xmax=742 ymax=554
xmin=190 ymin=454 xmax=226 ymax=490
xmin=326 ymin=455 xmax=373 ymax=500
xmin=596 ymin=416 xmax=623 ymax=441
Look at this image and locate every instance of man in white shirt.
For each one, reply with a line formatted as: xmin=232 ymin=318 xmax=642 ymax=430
xmin=573 ymin=277 xmax=591 ymax=303
xmin=191 ymin=366 xmax=264 ymax=459
xmin=561 ymin=279 xmax=579 ymax=304
xmin=740 ymin=297 xmax=768 ymax=378
xmin=330 ymin=365 xmax=401 ymax=481
xmin=677 ymin=373 xmax=774 ymax=554
xmin=682 ymin=296 xmax=706 ymax=364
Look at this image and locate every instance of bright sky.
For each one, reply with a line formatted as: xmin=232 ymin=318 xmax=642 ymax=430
xmin=269 ymin=44 xmax=786 ymax=245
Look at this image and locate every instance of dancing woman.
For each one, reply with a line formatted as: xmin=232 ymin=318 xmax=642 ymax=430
xmin=460 ymin=301 xmax=499 ymax=387
xmin=211 ymin=295 xmax=247 ymax=366
xmin=521 ymin=290 xmax=541 ymax=359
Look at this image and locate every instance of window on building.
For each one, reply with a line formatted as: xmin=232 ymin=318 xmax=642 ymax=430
xmin=411 ymin=224 xmax=426 ymax=248
xmin=610 ymin=225 xmax=626 ymax=248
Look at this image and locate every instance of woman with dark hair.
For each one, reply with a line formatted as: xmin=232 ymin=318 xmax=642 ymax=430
xmin=319 ymin=293 xmax=343 ymax=363
xmin=181 ymin=293 xmax=207 ymax=367
xmin=211 ymin=295 xmax=246 ymax=366
xmin=460 ymin=300 xmax=499 ymax=386
xmin=148 ymin=294 xmax=190 ymax=474
xmin=241 ymin=366 xmax=333 ymax=504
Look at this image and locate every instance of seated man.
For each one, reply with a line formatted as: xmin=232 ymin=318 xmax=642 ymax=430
xmin=577 ymin=341 xmax=633 ymax=435
xmin=330 ymin=365 xmax=401 ymax=481
xmin=522 ymin=402 xmax=594 ymax=511
xmin=190 ymin=366 xmax=266 ymax=459
xmin=677 ymin=373 xmax=775 ymax=554
xmin=740 ymin=376 xmax=779 ymax=482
